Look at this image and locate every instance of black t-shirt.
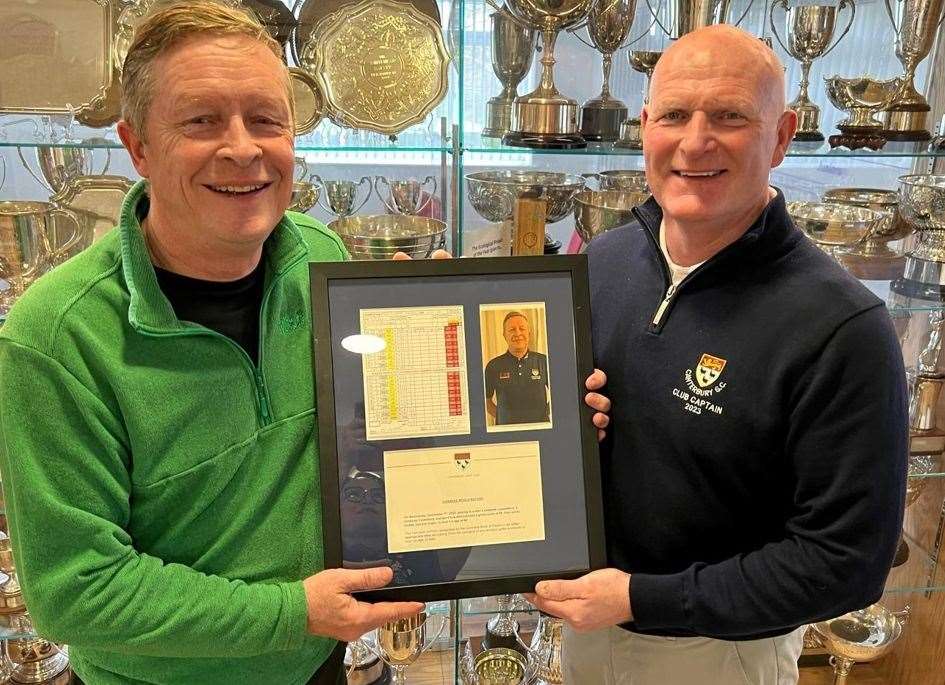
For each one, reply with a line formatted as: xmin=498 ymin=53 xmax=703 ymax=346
xmin=154 ymin=261 xmax=265 ymax=365
xmin=483 ymin=350 xmax=550 ymax=424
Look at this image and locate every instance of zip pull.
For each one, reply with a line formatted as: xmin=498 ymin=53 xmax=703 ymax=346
xmin=255 ymin=369 xmax=272 ymax=424
xmin=651 ymin=283 xmax=677 ymax=327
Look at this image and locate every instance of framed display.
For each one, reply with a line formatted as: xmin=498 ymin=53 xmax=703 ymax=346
xmin=311 ymin=256 xmax=606 ymax=602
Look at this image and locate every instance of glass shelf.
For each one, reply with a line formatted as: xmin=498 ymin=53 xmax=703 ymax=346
xmin=463 ymin=133 xmax=945 ymax=159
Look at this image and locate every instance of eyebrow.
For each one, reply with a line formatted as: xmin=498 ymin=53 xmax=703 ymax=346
xmin=170 ymin=94 xmax=288 ymax=113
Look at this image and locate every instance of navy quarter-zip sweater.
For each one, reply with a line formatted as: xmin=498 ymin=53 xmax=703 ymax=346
xmin=587 ymin=191 xmax=908 ymax=641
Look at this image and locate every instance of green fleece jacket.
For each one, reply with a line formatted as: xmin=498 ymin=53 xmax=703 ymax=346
xmin=0 ymin=181 xmax=348 ymax=684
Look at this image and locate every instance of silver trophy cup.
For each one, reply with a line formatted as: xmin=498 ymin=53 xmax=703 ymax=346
xmin=882 ymin=0 xmax=945 ymax=140
xmin=580 ymin=0 xmax=638 ymax=142
xmin=646 ymin=0 xmax=754 ymax=39
xmin=770 ymin=0 xmax=855 ymax=142
xmin=16 ymin=146 xmax=110 ymax=194
xmin=484 ymin=4 xmax=538 ymax=139
xmin=615 ymin=50 xmax=662 ymax=149
xmin=374 ymin=176 xmax=438 ymax=215
xmin=311 ymin=175 xmax=372 ymax=218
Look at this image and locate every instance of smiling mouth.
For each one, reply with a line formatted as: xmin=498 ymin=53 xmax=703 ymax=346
xmin=673 ymin=170 xmax=726 ymax=178
xmin=206 ymin=183 xmax=272 ymax=196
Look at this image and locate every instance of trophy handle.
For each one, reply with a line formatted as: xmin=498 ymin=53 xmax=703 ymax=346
xmin=642 ymin=0 xmax=673 ymax=38
xmin=294 ymin=156 xmax=309 ymax=183
xmin=48 ymin=206 xmax=86 ymax=265
xmin=768 ymin=0 xmax=791 ymax=56
xmin=623 ymin=1 xmax=661 ymax=48
xmin=580 ymin=172 xmax=603 ymax=190
xmin=821 ymin=0 xmax=856 ymax=59
xmin=483 ymin=0 xmax=531 ymax=30
xmin=311 ymin=174 xmax=332 ymax=214
xmin=731 ymin=0 xmax=756 ymax=29
xmin=892 ymin=605 xmax=911 ymax=624
xmin=15 ymin=147 xmax=52 ymax=192
xmin=355 ymin=176 xmax=373 ymax=213
xmin=883 ymin=0 xmax=900 ymax=35
xmin=417 ymin=175 xmax=438 ymax=213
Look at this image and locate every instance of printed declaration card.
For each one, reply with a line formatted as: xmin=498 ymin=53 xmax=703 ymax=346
xmin=310 ymin=256 xmax=605 ymax=602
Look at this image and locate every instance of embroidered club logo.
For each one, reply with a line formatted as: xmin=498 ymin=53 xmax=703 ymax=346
xmin=531 ymin=368 xmax=539 ymax=377
xmin=454 ymin=452 xmax=471 ymax=470
xmin=695 ymin=353 xmax=727 ymax=389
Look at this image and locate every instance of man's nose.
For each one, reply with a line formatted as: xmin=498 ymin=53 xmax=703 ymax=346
xmin=219 ymin=117 xmax=263 ymax=167
xmin=678 ymin=112 xmax=718 ymax=157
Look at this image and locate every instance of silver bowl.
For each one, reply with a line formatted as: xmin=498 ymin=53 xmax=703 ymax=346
xmin=582 ymin=169 xmax=649 ymax=193
xmin=822 ymin=187 xmax=911 ymax=242
xmin=787 ymin=201 xmax=881 ymax=252
xmin=465 ymin=170 xmax=586 ymax=224
xmin=328 ymin=214 xmax=446 ymax=260
xmin=898 ymin=174 xmax=945 ymax=231
xmin=824 ymin=76 xmax=900 ymax=129
xmin=812 ymin=603 xmax=906 ymax=664
xmin=573 ymin=189 xmax=647 ymax=243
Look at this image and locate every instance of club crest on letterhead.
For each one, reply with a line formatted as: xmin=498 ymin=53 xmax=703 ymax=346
xmin=454 ymin=452 xmax=471 ymax=470
xmin=695 ymin=353 xmax=727 ymax=389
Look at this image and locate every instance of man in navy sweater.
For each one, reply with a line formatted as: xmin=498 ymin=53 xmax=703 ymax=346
xmin=529 ymin=25 xmax=908 ymax=685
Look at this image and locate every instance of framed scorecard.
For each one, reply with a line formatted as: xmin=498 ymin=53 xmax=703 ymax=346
xmin=310 ymin=256 xmax=605 ymax=602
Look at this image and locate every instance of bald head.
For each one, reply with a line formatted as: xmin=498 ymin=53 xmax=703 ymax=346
xmin=651 ymin=25 xmax=786 ymax=120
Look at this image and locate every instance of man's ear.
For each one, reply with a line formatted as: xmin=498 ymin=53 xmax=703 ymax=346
xmin=117 ymin=119 xmax=150 ymax=179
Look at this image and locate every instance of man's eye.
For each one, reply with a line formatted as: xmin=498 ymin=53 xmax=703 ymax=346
xmin=186 ymin=116 xmax=213 ymax=125
xmin=662 ymin=111 xmax=685 ymax=121
xmin=721 ymin=111 xmax=745 ymax=121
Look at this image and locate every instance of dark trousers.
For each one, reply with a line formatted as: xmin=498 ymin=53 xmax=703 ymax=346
xmin=71 ymin=642 xmax=348 ymax=685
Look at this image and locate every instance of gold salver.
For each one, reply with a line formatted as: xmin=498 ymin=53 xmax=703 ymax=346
xmin=289 ymin=67 xmax=325 ymax=136
xmin=302 ymin=0 xmax=451 ymax=136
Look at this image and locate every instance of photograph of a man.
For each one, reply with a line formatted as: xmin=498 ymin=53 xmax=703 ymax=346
xmin=481 ymin=304 xmax=552 ymax=431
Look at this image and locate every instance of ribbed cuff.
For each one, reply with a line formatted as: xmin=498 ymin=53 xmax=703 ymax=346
xmin=275 ymin=581 xmax=310 ymax=651
xmin=629 ymin=572 xmax=690 ymax=632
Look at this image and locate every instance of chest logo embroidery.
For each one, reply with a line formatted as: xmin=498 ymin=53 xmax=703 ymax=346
xmin=499 ymin=371 xmax=511 ymax=380
xmin=531 ymin=368 xmax=540 ymax=378
xmin=695 ymin=353 xmax=727 ymax=388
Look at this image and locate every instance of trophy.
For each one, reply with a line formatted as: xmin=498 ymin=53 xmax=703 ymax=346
xmin=646 ymin=0 xmax=754 ymax=39
xmin=345 ymin=636 xmax=389 ymax=684
xmin=465 ymin=170 xmax=586 ymax=253
xmin=892 ymin=174 xmax=945 ymax=300
xmin=770 ymin=0 xmax=855 ymax=142
xmin=526 ymin=613 xmax=563 ymax=684
xmin=475 ymin=647 xmax=528 ymax=684
xmin=484 ymin=5 xmax=538 ymax=139
xmin=0 ymin=532 xmax=24 ymax=614
xmin=786 ymin=201 xmax=882 ymax=261
xmin=5 ymin=625 xmax=71 ymax=685
xmin=881 ymin=0 xmax=945 ymax=141
xmin=328 ymin=215 xmax=447 ymax=260
xmin=822 ymin=188 xmax=913 ymax=279
xmin=482 ymin=595 xmax=527 ymax=657
xmin=615 ymin=51 xmax=662 ymax=150
xmin=16 ymin=146 xmax=110 ymax=194
xmin=0 ymin=202 xmax=83 ymax=315
xmin=581 ymin=169 xmax=649 ymax=192
xmin=579 ymin=0 xmax=638 ymax=143
xmin=311 ymin=176 xmax=372 ymax=218
xmin=370 ymin=612 xmax=446 ymax=683
xmin=573 ymin=189 xmax=648 ymax=244
xmin=374 ymin=176 xmax=438 ymax=215
xmin=812 ymin=603 xmax=908 ymax=685
xmin=501 ymin=0 xmax=595 ymax=149
xmin=824 ymin=76 xmax=901 ymax=150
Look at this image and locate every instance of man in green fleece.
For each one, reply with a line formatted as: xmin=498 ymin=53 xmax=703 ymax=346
xmin=0 ymin=3 xmax=426 ymax=684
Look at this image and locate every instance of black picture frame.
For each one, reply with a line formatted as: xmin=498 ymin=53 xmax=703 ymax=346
xmin=310 ymin=255 xmax=605 ymax=602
